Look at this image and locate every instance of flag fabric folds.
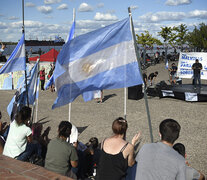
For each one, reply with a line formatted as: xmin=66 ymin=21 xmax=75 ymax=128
xmin=45 ymin=74 xmax=54 ymax=90
xmin=165 ymin=60 xmax=169 ymax=70
xmin=2 ymin=73 xmax=12 ymax=90
xmin=7 ymin=61 xmax=40 ymax=120
xmin=52 ymin=17 xmax=143 ymax=109
xmin=0 ymin=33 xmax=26 ymax=75
xmin=66 ymin=21 xmax=75 ymax=43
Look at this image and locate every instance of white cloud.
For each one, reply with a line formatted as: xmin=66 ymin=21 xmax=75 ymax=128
xmin=78 ymin=3 xmax=93 ymax=12
xmin=140 ymin=11 xmax=186 ymax=23
xmin=130 ymin=5 xmax=138 ymax=10
xmin=8 ymin=16 xmax=19 ymax=20
xmin=97 ymin=3 xmax=104 ymax=8
xmin=188 ymin=10 xmax=207 ymax=19
xmin=0 ymin=22 xmax=7 ymax=29
xmin=25 ymin=2 xmax=35 ymax=7
xmin=57 ymin=3 xmax=68 ymax=10
xmin=44 ymin=0 xmax=61 ymax=5
xmin=94 ymin=12 xmax=118 ymax=21
xmin=45 ymin=15 xmax=53 ymax=19
xmin=37 ymin=6 xmax=53 ymax=14
xmin=165 ymin=0 xmax=192 ymax=6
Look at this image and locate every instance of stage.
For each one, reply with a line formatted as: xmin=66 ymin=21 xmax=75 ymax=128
xmin=147 ymin=83 xmax=207 ymax=102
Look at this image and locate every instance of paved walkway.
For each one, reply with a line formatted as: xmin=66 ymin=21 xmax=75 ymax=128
xmin=0 ymin=155 xmax=73 ymax=180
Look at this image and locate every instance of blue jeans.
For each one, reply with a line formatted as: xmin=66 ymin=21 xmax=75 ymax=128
xmin=194 ymin=73 xmax=201 ymax=86
xmin=16 ymin=142 xmax=42 ymax=161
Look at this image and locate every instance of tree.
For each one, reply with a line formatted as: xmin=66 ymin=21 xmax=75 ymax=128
xmin=136 ymin=31 xmax=162 ymax=64
xmin=173 ymin=24 xmax=188 ymax=51
xmin=158 ymin=27 xmax=172 ymax=63
xmin=187 ymin=23 xmax=207 ymax=51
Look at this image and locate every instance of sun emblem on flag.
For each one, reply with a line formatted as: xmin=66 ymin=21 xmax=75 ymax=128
xmin=82 ymin=63 xmax=93 ymax=76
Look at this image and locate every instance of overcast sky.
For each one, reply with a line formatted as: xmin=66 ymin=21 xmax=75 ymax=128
xmin=0 ymin=0 xmax=207 ymax=42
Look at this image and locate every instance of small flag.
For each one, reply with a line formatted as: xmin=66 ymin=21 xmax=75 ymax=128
xmin=66 ymin=21 xmax=75 ymax=43
xmin=52 ymin=18 xmax=143 ymax=109
xmin=0 ymin=33 xmax=26 ymax=75
xmin=54 ymin=36 xmax=62 ymax=43
xmin=7 ymin=61 xmax=40 ymax=120
xmin=165 ymin=60 xmax=169 ymax=70
xmin=45 ymin=74 xmax=54 ymax=90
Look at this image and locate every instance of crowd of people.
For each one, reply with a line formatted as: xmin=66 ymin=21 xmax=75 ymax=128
xmin=0 ymin=106 xmax=205 ymax=180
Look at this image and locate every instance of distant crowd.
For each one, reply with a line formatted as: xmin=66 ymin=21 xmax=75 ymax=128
xmin=0 ymin=106 xmax=205 ymax=180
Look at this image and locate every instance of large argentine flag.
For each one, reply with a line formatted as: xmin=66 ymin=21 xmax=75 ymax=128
xmin=0 ymin=33 xmax=26 ymax=75
xmin=52 ymin=17 xmax=143 ymax=109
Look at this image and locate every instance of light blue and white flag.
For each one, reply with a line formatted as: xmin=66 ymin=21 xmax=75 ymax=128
xmin=66 ymin=21 xmax=75 ymax=43
xmin=7 ymin=61 xmax=39 ymax=120
xmin=165 ymin=60 xmax=169 ymax=70
xmin=45 ymin=74 xmax=54 ymax=90
xmin=2 ymin=73 xmax=12 ymax=90
xmin=0 ymin=33 xmax=26 ymax=75
xmin=52 ymin=18 xmax=143 ymax=109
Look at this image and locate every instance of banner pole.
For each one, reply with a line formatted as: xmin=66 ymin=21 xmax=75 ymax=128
xmin=128 ymin=7 xmax=154 ymax=142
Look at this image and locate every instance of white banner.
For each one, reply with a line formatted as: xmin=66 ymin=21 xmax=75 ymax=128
xmin=177 ymin=52 xmax=207 ymax=80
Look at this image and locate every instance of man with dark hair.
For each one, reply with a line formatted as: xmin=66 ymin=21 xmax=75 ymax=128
xmin=148 ymin=71 xmax=158 ymax=86
xmin=135 ymin=119 xmax=186 ymax=180
xmin=173 ymin=143 xmax=205 ymax=180
xmin=169 ymin=63 xmax=177 ymax=85
xmin=192 ymin=59 xmax=202 ymax=87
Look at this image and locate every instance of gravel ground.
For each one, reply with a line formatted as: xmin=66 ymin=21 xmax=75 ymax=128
xmin=0 ymin=61 xmax=206 ymax=175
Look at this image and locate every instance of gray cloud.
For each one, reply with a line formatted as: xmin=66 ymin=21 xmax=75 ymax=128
xmin=188 ymin=10 xmax=207 ymax=19
xmin=140 ymin=11 xmax=186 ymax=23
xmin=8 ymin=16 xmax=19 ymax=20
xmin=165 ymin=0 xmax=192 ymax=6
xmin=97 ymin=3 xmax=104 ymax=8
xmin=25 ymin=2 xmax=35 ymax=7
xmin=130 ymin=5 xmax=138 ymax=10
xmin=44 ymin=0 xmax=61 ymax=5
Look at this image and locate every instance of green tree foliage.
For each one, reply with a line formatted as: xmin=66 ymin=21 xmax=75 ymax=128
xmin=136 ymin=31 xmax=162 ymax=63
xmin=136 ymin=30 xmax=162 ymax=48
xmin=158 ymin=27 xmax=172 ymax=43
xmin=187 ymin=23 xmax=207 ymax=51
xmin=173 ymin=24 xmax=188 ymax=50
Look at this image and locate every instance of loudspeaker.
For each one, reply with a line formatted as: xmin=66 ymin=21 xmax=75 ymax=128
xmin=128 ymin=85 xmax=143 ymax=100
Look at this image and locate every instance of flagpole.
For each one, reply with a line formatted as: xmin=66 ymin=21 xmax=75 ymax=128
xmin=128 ymin=7 xmax=154 ymax=143
xmin=124 ymin=87 xmax=127 ymax=120
xmin=22 ymin=0 xmax=29 ymax=106
xmin=31 ymin=59 xmax=40 ymax=124
xmin=68 ymin=8 xmax=76 ymax=122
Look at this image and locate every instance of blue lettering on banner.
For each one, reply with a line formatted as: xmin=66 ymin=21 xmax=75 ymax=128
xmin=181 ymin=54 xmax=202 ymax=61
xmin=180 ymin=63 xmax=192 ymax=68
xmin=180 ymin=70 xmax=193 ymax=75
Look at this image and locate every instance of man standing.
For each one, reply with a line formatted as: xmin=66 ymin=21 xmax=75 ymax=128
xmin=169 ymin=63 xmax=177 ymax=85
xmin=135 ymin=119 xmax=186 ymax=180
xmin=192 ymin=59 xmax=202 ymax=87
xmin=40 ymin=67 xmax=46 ymax=91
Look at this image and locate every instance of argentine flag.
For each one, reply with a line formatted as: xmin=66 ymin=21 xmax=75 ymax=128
xmin=0 ymin=33 xmax=26 ymax=75
xmin=52 ymin=17 xmax=143 ymax=109
xmin=7 ymin=61 xmax=39 ymax=119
